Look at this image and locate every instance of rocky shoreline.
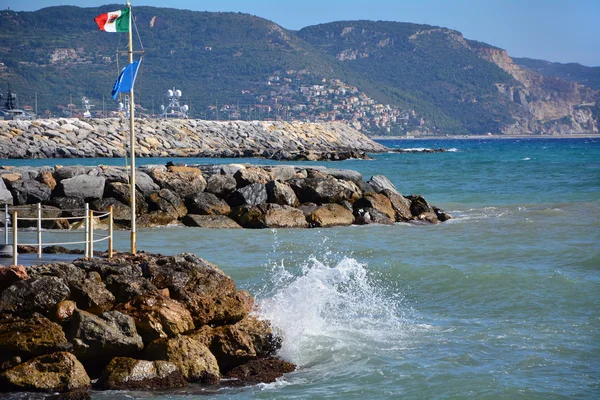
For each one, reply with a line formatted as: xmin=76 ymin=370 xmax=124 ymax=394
xmin=0 ymin=163 xmax=451 ymax=230
xmin=0 ymin=252 xmax=293 ymax=397
xmin=0 ymin=118 xmax=387 ymax=161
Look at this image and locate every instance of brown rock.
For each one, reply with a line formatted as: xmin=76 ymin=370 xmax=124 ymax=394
xmin=144 ymin=334 xmax=220 ymax=384
xmin=181 ymin=214 xmax=242 ymax=229
xmin=142 ymin=253 xmax=248 ymax=326
xmin=260 ymin=204 xmax=308 ymax=228
xmin=186 ymin=192 xmax=231 ymax=215
xmin=98 ymin=357 xmax=187 ymax=390
xmin=137 ymin=211 xmax=179 ymax=228
xmin=381 ymin=189 xmax=413 ymax=222
xmin=307 ymin=203 xmax=354 ymax=227
xmin=54 ymin=300 xmax=77 ymax=323
xmin=148 ymin=168 xmax=206 ymax=200
xmin=353 ymin=193 xmax=396 ymax=220
xmin=37 ymin=170 xmax=57 ymax=190
xmin=208 ymin=316 xmax=280 ymax=373
xmin=0 ymin=352 xmax=90 ymax=393
xmin=0 ymin=315 xmax=71 ymax=364
xmin=0 ymin=265 xmax=29 ymax=292
xmin=224 ymin=357 xmax=296 ymax=386
xmin=116 ymin=294 xmax=195 ymax=344
xmin=147 ymin=189 xmax=187 ymax=219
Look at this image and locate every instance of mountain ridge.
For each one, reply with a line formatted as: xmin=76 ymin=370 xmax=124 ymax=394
xmin=0 ymin=5 xmax=597 ymax=136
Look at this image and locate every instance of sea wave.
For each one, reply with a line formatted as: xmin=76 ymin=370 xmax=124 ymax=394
xmin=256 ymin=256 xmax=412 ymax=367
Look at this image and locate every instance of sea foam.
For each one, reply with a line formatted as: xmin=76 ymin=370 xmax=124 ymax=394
xmin=256 ymin=256 xmax=411 ymax=367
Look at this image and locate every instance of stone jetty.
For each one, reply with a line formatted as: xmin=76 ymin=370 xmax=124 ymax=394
xmin=0 ymin=163 xmax=451 ymax=229
xmin=0 ymin=118 xmax=387 ymax=160
xmin=0 ymin=252 xmax=294 ymax=396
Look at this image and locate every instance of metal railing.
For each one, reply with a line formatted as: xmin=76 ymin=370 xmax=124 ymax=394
xmin=2 ymin=203 xmax=113 ymax=266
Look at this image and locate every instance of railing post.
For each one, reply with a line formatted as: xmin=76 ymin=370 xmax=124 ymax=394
xmin=12 ymin=211 xmax=17 ymax=266
xmin=84 ymin=203 xmax=89 ymax=258
xmin=89 ymin=209 xmax=94 ymax=259
xmin=108 ymin=206 xmax=113 ymax=258
xmin=37 ymin=203 xmax=42 ymax=259
xmin=4 ymin=203 xmax=7 ymax=245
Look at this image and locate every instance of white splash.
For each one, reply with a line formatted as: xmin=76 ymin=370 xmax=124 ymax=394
xmin=256 ymin=256 xmax=411 ymax=367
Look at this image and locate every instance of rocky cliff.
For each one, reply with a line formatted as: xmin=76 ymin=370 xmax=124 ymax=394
xmin=476 ymin=48 xmax=599 ymax=134
xmin=0 ymin=119 xmax=387 ymax=160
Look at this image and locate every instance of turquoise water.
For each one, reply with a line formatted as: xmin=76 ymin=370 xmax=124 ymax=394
xmin=7 ymin=138 xmax=600 ymax=399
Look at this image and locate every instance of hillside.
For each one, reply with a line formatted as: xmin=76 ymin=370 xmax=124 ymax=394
xmin=513 ymin=57 xmax=600 ymax=90
xmin=0 ymin=5 xmax=598 ymax=136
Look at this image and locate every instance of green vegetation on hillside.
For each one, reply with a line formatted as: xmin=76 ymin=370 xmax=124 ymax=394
xmin=514 ymin=57 xmax=600 ymax=90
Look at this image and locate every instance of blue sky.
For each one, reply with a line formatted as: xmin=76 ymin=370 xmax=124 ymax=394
xmin=5 ymin=0 xmax=600 ymax=66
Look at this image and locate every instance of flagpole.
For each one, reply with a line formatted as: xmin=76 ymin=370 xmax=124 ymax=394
xmin=127 ymin=1 xmax=136 ymax=254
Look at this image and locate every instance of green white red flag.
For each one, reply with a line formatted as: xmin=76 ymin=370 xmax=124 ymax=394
xmin=94 ymin=8 xmax=130 ymax=32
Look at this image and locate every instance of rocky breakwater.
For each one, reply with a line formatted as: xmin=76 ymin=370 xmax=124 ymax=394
xmin=0 ymin=252 xmax=294 ymax=397
xmin=0 ymin=163 xmax=451 ymax=229
xmin=0 ymin=118 xmax=387 ymax=161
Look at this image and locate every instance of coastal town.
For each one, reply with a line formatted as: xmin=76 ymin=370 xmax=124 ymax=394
xmin=1 ymin=46 xmax=427 ymax=136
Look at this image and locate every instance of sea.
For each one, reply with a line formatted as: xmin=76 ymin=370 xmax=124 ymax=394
xmin=4 ymin=137 xmax=599 ymax=399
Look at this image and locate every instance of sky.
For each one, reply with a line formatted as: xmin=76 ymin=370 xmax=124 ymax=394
xmin=4 ymin=0 xmax=600 ymax=66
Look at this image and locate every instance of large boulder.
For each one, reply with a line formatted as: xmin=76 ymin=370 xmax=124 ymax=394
xmin=307 ymin=203 xmax=355 ymax=227
xmin=181 ymin=214 xmax=242 ymax=229
xmin=260 ymin=204 xmax=308 ymax=228
xmin=53 ymin=166 xmax=87 ymax=182
xmin=8 ymin=204 xmax=62 ymax=229
xmin=137 ymin=211 xmax=180 ymax=228
xmin=147 ymin=167 xmax=206 ymax=200
xmin=368 ymin=175 xmax=401 ymax=196
xmin=67 ymin=310 xmax=144 ymax=363
xmin=353 ymin=193 xmax=396 ymax=221
xmin=104 ymin=182 xmax=148 ymax=215
xmin=97 ymin=357 xmax=187 ymax=390
xmin=229 ymin=205 xmax=266 ymax=229
xmin=147 ymin=189 xmax=187 ymax=219
xmin=186 ymin=192 xmax=230 ymax=215
xmin=266 ymin=165 xmax=297 ymax=182
xmin=47 ymin=197 xmax=86 ymax=218
xmin=6 ymin=179 xmax=51 ymax=205
xmin=288 ymin=177 xmax=356 ymax=204
xmin=0 ymin=352 xmax=90 ymax=393
xmin=59 ymin=175 xmax=105 ymax=200
xmin=205 ymin=174 xmax=237 ymax=198
xmin=28 ymin=264 xmax=114 ymax=314
xmin=197 ymin=316 xmax=279 ymax=373
xmin=354 ymin=207 xmax=395 ymax=225
xmin=233 ymin=167 xmax=273 ymax=187
xmin=115 ymin=294 xmax=195 ymax=345
xmin=0 ymin=276 xmax=70 ymax=315
xmin=103 ymin=274 xmax=159 ymax=304
xmin=135 ymin=171 xmax=161 ymax=196
xmin=266 ymin=180 xmax=299 ymax=206
xmin=142 ymin=253 xmax=248 ymax=326
xmin=381 ymin=189 xmax=413 ymax=222
xmin=90 ymin=197 xmax=131 ymax=221
xmin=224 ymin=358 xmax=296 ymax=386
xmin=144 ymin=335 xmax=220 ymax=384
xmin=0 ymin=316 xmax=71 ymax=366
xmin=227 ymin=183 xmax=268 ymax=207
xmin=0 ymin=179 xmax=13 ymax=205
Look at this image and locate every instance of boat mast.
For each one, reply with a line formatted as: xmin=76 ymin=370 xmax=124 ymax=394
xmin=127 ymin=1 xmax=137 ymax=254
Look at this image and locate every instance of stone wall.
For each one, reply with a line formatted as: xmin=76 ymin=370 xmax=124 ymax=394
xmin=0 ymin=118 xmax=388 ymax=160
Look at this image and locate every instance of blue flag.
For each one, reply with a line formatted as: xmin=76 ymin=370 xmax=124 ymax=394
xmin=112 ymin=59 xmax=141 ymax=100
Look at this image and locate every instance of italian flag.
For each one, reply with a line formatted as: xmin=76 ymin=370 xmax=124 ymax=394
xmin=94 ymin=8 xmax=130 ymax=32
